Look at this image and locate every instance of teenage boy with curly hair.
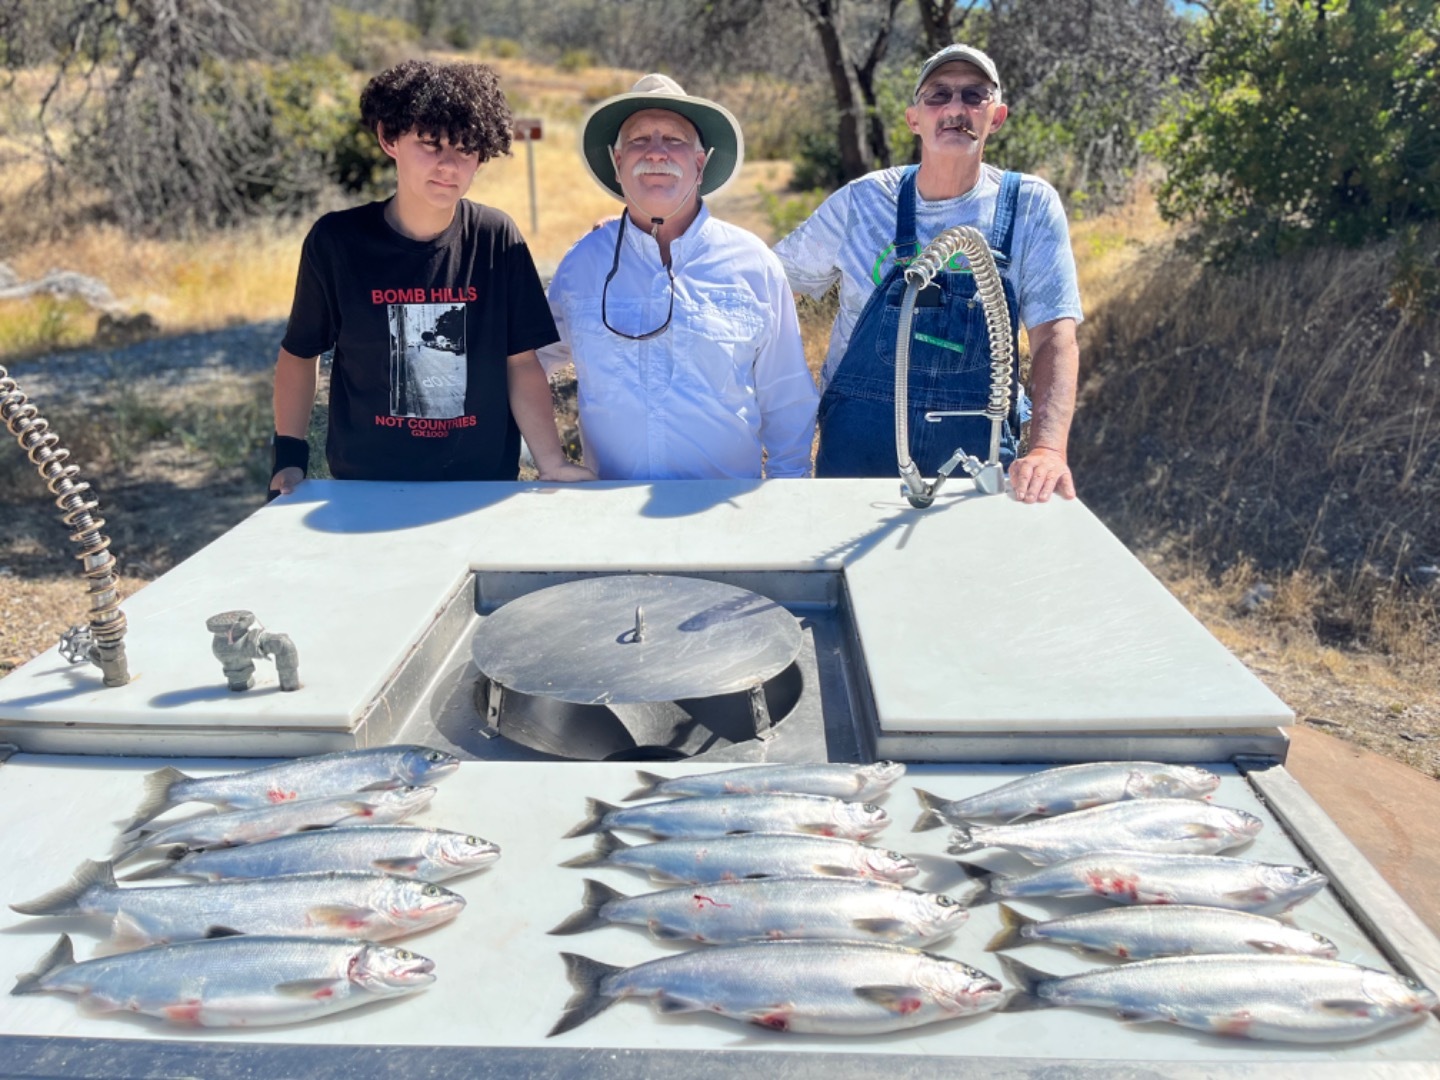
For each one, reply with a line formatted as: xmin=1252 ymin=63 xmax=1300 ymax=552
xmin=269 ymin=60 xmax=594 ymax=497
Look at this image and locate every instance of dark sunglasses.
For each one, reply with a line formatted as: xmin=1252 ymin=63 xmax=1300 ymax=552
xmin=916 ymin=84 xmax=995 ymax=108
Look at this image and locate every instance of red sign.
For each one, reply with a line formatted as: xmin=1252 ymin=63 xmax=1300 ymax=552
xmin=514 ymin=118 xmax=543 ymax=141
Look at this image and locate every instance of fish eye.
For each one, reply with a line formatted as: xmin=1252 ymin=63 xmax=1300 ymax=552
xmin=466 ymin=835 xmax=481 ymax=845
xmin=886 ymin=851 xmax=902 ymax=859
xmin=423 ymin=885 xmax=441 ymax=896
xmin=862 ymin=803 xmax=879 ymax=813
xmin=936 ymin=894 xmax=957 ymax=907
xmin=1312 ymin=933 xmax=1329 ymax=942
xmin=426 ymin=751 xmax=444 ymax=762
xmin=394 ymin=949 xmax=413 ymax=960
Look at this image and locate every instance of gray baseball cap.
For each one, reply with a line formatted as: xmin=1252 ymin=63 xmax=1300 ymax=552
xmin=913 ymin=44 xmax=1001 ymax=101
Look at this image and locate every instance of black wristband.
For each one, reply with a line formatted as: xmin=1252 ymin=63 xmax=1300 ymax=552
xmin=272 ymin=434 xmax=310 ymax=480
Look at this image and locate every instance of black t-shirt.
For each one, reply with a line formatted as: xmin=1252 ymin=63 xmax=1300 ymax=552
xmin=282 ymin=199 xmax=559 ymax=481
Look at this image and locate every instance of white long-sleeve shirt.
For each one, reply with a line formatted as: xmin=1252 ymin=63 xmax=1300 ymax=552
xmin=540 ymin=205 xmax=818 ymax=480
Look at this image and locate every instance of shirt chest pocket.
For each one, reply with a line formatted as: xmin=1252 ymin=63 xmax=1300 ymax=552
xmin=677 ymin=287 xmax=764 ymax=396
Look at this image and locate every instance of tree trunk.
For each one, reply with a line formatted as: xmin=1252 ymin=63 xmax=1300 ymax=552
xmin=798 ymin=0 xmax=873 ymax=181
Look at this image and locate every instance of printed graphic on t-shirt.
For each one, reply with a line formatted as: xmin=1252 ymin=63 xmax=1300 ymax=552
xmin=388 ymin=302 xmax=467 ymax=418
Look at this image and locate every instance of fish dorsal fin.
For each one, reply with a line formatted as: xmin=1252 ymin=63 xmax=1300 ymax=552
xmin=204 ymin=925 xmax=246 ymax=939
xmin=108 ymin=910 xmax=156 ymax=952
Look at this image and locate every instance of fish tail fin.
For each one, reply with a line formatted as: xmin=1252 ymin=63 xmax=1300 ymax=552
xmin=911 ymin=789 xmax=949 ymax=832
xmin=945 ymin=824 xmax=980 ymax=854
xmin=955 ymin=863 xmax=998 ymax=904
xmin=548 ymin=952 xmax=623 ymax=1037
xmin=116 ymin=848 xmax=188 ymax=882
xmin=118 ymin=766 xmax=191 ymax=832
xmin=623 ymin=771 xmax=667 ymax=801
xmin=559 ymin=831 xmax=630 ymax=869
xmin=548 ymin=879 xmax=627 ymax=935
xmin=563 ymin=798 xmax=618 ymax=840
xmin=997 ymin=955 xmax=1056 ymax=1013
xmin=10 ymin=859 xmax=115 ymax=916
xmin=11 ymin=934 xmax=76 ymax=995
xmin=985 ymin=904 xmax=1036 ymax=951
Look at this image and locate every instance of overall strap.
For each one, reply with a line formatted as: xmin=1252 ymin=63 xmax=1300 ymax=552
xmin=990 ymin=170 xmax=1022 ymax=265
xmin=895 ymin=166 xmax=920 ymax=251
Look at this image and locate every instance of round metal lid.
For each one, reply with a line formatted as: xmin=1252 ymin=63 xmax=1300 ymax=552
xmin=471 ymin=575 xmax=802 ymax=705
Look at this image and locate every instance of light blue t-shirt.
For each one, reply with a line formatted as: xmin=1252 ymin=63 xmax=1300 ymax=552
xmin=773 ymin=164 xmax=1083 ymax=392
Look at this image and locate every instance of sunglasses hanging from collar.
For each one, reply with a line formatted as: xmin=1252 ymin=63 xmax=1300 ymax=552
xmin=602 ymin=212 xmax=677 ymax=341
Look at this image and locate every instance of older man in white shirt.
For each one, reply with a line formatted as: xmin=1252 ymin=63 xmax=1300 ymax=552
xmin=540 ymin=75 xmax=818 ymax=480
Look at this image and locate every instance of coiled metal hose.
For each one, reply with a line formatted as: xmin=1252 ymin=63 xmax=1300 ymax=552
xmin=0 ymin=363 xmax=129 ymax=686
xmin=895 ymin=225 xmax=1014 ymax=505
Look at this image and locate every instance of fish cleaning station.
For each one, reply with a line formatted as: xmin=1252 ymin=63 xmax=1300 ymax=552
xmin=1 ymin=238 xmax=1438 ymax=1076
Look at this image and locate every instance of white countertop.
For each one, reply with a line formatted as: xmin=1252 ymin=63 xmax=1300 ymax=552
xmin=0 ymin=478 xmax=1291 ymax=744
xmin=2 ymin=756 xmax=1434 ymax=1063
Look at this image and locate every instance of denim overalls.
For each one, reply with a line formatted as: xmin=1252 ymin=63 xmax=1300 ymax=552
xmin=815 ymin=166 xmax=1026 ymax=478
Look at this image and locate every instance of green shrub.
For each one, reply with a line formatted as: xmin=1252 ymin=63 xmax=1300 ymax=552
xmin=1145 ymin=0 xmax=1439 ymax=257
xmin=763 ymin=188 xmax=827 ymax=239
xmin=332 ymin=8 xmax=418 ymax=72
xmin=557 ymin=48 xmax=594 ymax=73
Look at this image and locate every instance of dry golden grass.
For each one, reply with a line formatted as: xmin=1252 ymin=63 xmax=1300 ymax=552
xmin=0 ymin=56 xmax=796 ymax=339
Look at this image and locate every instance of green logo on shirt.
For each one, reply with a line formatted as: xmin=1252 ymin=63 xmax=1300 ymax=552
xmin=870 ymin=242 xmax=975 ymax=286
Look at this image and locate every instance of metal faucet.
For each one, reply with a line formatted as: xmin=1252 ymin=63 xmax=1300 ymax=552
xmin=1 ymin=363 xmax=129 ymax=686
xmin=207 ymin=610 xmax=301 ymax=692
xmin=893 ymin=226 xmax=1016 ymax=507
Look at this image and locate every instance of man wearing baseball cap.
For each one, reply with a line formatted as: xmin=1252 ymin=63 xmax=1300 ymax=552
xmin=774 ymin=44 xmax=1082 ymax=503
xmin=539 ymin=74 xmax=817 ymax=480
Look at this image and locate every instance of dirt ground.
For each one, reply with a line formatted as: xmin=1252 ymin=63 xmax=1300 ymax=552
xmin=2 ymin=345 xmax=1438 ymax=784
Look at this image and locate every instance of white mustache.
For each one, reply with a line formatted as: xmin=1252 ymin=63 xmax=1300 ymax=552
xmin=632 ymin=160 xmax=684 ymax=179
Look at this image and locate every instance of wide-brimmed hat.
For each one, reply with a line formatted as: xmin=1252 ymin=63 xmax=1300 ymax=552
xmin=914 ymin=44 xmax=1002 ymax=101
xmin=580 ymin=73 xmax=744 ymax=201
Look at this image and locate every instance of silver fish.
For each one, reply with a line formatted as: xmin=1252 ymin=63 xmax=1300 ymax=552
xmin=625 ymin=762 xmax=906 ymax=802
xmin=986 ymin=903 xmax=1339 ymax=960
xmin=983 ymin=850 xmax=1329 ymax=914
xmin=11 ymin=859 xmax=465 ymax=947
xmin=560 ymin=831 xmax=920 ymax=886
xmin=114 ymin=785 xmax=436 ymax=863
xmin=550 ymin=940 xmax=1005 ymax=1037
xmin=914 ymin=762 xmax=1220 ymax=829
xmin=549 ymin=876 xmax=969 ymax=947
xmin=122 ymin=745 xmax=459 ymax=831
xmin=12 ymin=933 xmax=434 ymax=1027
xmin=119 ymin=826 xmax=500 ymax=883
xmin=564 ymin=794 xmax=888 ymax=841
xmin=1001 ymin=953 xmax=1438 ymax=1043
xmin=948 ymin=799 xmax=1261 ymax=864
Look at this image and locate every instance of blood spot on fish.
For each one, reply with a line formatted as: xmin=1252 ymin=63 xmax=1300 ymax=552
xmin=1214 ymin=1013 xmax=1253 ymax=1036
xmin=1115 ymin=946 xmax=1130 ymax=958
xmin=691 ymin=894 xmax=732 ymax=910
xmin=755 ymin=1012 xmax=790 ymax=1031
xmin=894 ymin=996 xmax=923 ymax=1014
xmin=163 ymin=1000 xmax=204 ymax=1024
xmin=266 ymin=788 xmax=298 ymax=804
xmin=313 ymin=987 xmax=335 ymax=1000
